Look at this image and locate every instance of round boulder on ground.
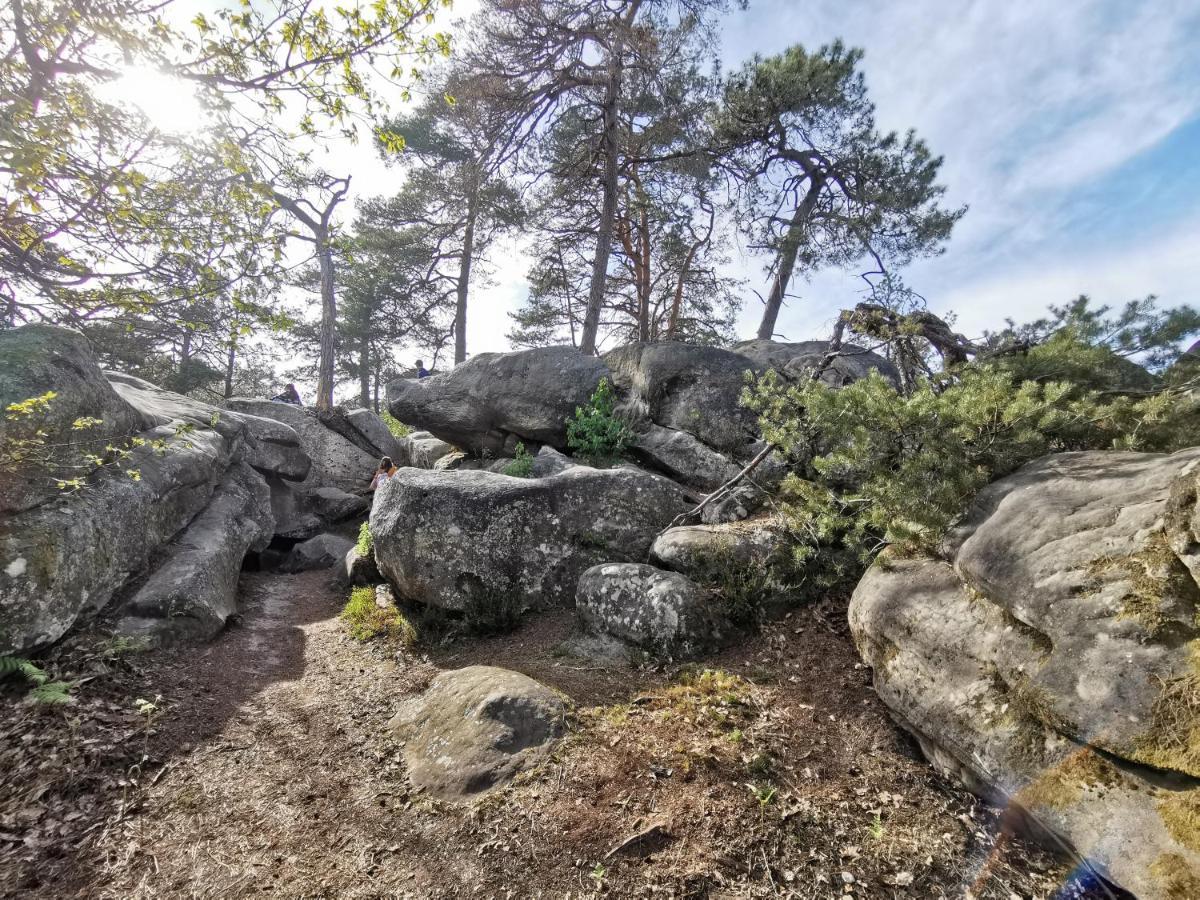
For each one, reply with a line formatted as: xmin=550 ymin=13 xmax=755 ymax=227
xmin=389 ymin=665 xmax=565 ymax=798
xmin=575 ymin=563 xmax=730 ymax=659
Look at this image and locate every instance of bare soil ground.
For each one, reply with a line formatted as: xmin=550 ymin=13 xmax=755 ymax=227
xmin=2 ymin=570 xmax=1114 ymax=899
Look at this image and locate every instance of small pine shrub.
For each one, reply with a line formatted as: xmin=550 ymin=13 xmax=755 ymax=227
xmin=341 ymin=586 xmax=416 ymax=645
xmin=743 ymin=348 xmax=1198 ymax=582
xmin=566 ymin=378 xmax=631 ymax=466
xmin=355 ymin=521 xmax=373 ymax=556
xmin=381 ymin=410 xmax=411 ymax=438
xmin=501 ymin=441 xmax=534 ymax=478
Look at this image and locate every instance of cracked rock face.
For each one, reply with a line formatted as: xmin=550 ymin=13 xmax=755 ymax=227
xmin=389 ymin=665 xmax=564 ymax=798
xmin=849 ymin=449 xmax=1200 ymax=900
xmin=370 ymin=465 xmax=691 ymax=619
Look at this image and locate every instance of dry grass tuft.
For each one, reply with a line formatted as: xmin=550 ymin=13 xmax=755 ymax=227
xmin=1156 ymin=788 xmax=1200 ymax=854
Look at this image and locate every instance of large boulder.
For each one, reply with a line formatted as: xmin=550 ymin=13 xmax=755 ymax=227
xmin=387 ymin=346 xmax=607 ymax=455
xmin=225 ymin=399 xmax=378 ymax=494
xmin=345 ymin=407 xmax=409 ymax=464
xmin=629 ymin=423 xmax=739 ymax=491
xmin=604 ymin=342 xmax=762 ymax=453
xmin=849 ymin=448 xmax=1200 ymax=899
xmin=651 ymin=517 xmax=790 ymax=587
xmin=407 ymin=431 xmax=456 ymax=468
xmin=576 ymin=563 xmax=729 ymax=658
xmin=0 ymin=324 xmax=319 ymax=653
xmin=1 ymin=352 xmax=251 ymax=651
xmin=114 ymin=462 xmax=274 ymax=643
xmin=390 ymin=666 xmax=565 ymax=798
xmin=281 ymin=532 xmax=355 ymax=573
xmin=732 ymin=339 xmax=900 ymax=387
xmin=370 ymin=465 xmax=691 ymax=620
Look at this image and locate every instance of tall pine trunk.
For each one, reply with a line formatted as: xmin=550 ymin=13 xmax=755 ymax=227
xmin=756 ymin=177 xmax=824 ymax=341
xmin=315 ymin=234 xmax=337 ymax=410
xmin=223 ymin=341 xmax=236 ymax=399
xmin=454 ymin=187 xmax=478 ymax=366
xmin=358 ymin=288 xmax=372 ymax=408
xmin=580 ymin=0 xmax=642 ymax=356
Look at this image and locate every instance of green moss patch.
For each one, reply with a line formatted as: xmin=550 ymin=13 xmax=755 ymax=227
xmin=1089 ymin=533 xmax=1200 ymax=637
xmin=341 ymin=587 xmax=416 ymax=646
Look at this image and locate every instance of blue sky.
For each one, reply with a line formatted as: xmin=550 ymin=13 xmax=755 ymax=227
xmin=336 ymin=0 xmax=1200 ymax=356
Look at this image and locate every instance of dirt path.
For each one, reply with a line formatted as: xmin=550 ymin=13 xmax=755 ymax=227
xmin=2 ymin=570 xmax=1111 ymax=899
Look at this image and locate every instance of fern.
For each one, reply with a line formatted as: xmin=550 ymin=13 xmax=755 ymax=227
xmin=0 ymin=655 xmax=49 ymax=685
xmin=28 ymin=681 xmax=73 ymax=705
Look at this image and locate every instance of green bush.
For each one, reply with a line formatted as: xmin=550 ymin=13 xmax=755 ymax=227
xmin=743 ymin=334 xmax=1197 ymax=586
xmin=341 ymin=587 xmax=416 ymax=645
xmin=566 ymin=377 xmax=631 ymax=465
xmin=501 ymin=441 xmax=534 ymax=478
xmin=381 ymin=410 xmax=411 ymax=438
xmin=355 ymin=520 xmax=373 ymax=556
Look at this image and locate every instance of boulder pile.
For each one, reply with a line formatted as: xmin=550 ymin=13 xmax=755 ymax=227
xmin=0 ymin=324 xmax=408 ymax=651
xmin=373 ymin=339 xmax=891 ymax=657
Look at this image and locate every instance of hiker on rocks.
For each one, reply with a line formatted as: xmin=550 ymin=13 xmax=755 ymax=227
xmin=271 ymin=383 xmax=302 ymax=405
xmin=415 ymin=359 xmax=431 ymax=379
xmin=370 ymin=456 xmax=398 ymax=491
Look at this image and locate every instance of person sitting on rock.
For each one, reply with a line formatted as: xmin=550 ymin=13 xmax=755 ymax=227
xmin=370 ymin=456 xmax=398 ymax=490
xmin=271 ymin=383 xmax=302 ymax=405
xmin=415 ymin=359 xmax=431 ymax=379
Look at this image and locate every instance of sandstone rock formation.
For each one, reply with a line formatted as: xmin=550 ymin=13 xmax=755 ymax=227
xmin=387 ymin=346 xmax=607 ymax=455
xmin=389 ymin=665 xmax=565 ymax=798
xmin=370 ymin=464 xmax=691 ymax=619
xmin=849 ymin=449 xmax=1200 ymax=899
xmin=576 ymin=563 xmax=728 ymax=658
xmin=0 ymin=325 xmax=417 ymax=651
xmin=281 ymin=532 xmax=355 ymax=573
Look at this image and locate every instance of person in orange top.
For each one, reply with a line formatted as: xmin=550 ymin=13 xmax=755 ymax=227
xmin=369 ymin=456 xmax=398 ymax=491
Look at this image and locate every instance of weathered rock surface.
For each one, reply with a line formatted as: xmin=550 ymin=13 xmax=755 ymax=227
xmin=0 ymin=324 xmax=324 ymax=653
xmin=225 ymin=399 xmax=378 ymax=495
xmin=407 ymin=431 xmax=456 ymax=468
xmin=530 ymin=446 xmax=576 ymax=478
xmin=389 ymin=665 xmax=565 ymax=798
xmin=281 ymin=533 xmax=355 ymax=573
xmin=387 ymin=346 xmax=607 ymax=455
xmin=115 ymin=462 xmax=273 ymax=643
xmin=732 ymin=339 xmax=900 ymax=387
xmin=630 ymin=423 xmax=739 ymax=491
xmin=576 ymin=563 xmax=728 ymax=658
xmin=1 ymin=402 xmax=238 ymax=652
xmin=342 ymin=545 xmax=381 ymax=587
xmin=371 ymin=465 xmax=691 ymax=617
xmin=0 ymin=326 xmax=143 ymax=513
xmin=604 ymin=342 xmax=762 ymax=453
xmin=345 ymin=407 xmax=409 ymax=464
xmin=849 ymin=448 xmax=1200 ymax=899
xmin=651 ymin=517 xmax=789 ymax=582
